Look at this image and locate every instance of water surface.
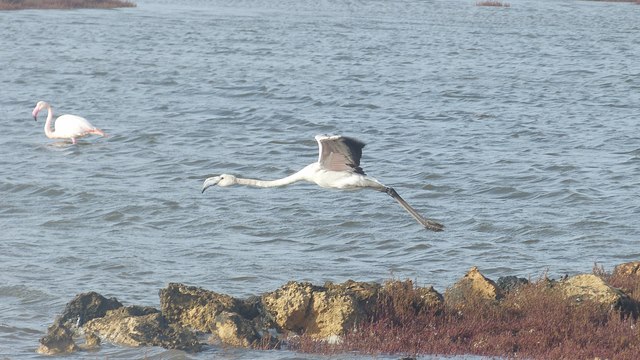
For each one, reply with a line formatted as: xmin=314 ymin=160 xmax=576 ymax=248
xmin=1 ymin=0 xmax=639 ymax=358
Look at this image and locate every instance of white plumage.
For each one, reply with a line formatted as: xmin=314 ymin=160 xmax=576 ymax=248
xmin=32 ymin=101 xmax=105 ymax=144
xmin=202 ymin=135 xmax=443 ymax=231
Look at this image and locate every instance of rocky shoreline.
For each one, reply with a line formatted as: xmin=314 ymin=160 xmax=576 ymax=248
xmin=38 ymin=262 xmax=640 ymax=358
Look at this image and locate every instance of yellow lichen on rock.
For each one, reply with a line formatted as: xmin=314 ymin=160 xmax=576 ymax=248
xmin=560 ymin=274 xmax=628 ymax=308
xmin=261 ymin=281 xmax=370 ymax=339
xmin=613 ymin=261 xmax=640 ymax=277
xmin=262 ymin=281 xmax=314 ymax=333
xmin=306 ymin=289 xmax=358 ymax=338
xmin=445 ymin=266 xmax=504 ymax=307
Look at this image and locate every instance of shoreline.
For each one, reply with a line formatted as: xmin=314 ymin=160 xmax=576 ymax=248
xmin=0 ymin=0 xmax=136 ymax=11
xmin=39 ymin=261 xmax=640 ymax=358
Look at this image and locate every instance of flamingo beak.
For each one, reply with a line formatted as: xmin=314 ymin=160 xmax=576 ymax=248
xmin=32 ymin=109 xmax=39 ymax=121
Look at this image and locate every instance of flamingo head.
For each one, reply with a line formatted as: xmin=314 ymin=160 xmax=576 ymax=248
xmin=32 ymin=101 xmax=48 ymax=121
xmin=202 ymin=174 xmax=237 ymax=193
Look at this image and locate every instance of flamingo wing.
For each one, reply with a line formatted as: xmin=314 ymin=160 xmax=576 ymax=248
xmin=315 ymin=135 xmax=366 ymax=174
xmin=54 ymin=114 xmax=101 ymax=138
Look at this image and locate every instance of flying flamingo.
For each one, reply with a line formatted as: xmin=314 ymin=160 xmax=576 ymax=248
xmin=32 ymin=101 xmax=105 ymax=144
xmin=202 ymin=135 xmax=444 ymax=231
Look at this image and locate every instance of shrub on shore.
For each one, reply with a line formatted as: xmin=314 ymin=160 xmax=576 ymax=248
xmin=292 ymin=268 xmax=640 ymax=359
xmin=0 ymin=0 xmax=135 ymax=10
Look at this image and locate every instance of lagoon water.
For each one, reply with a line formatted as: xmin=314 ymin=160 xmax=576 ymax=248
xmin=1 ymin=0 xmax=639 ymax=358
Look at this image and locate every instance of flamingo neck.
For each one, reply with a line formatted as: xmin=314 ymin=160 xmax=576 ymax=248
xmin=43 ymin=104 xmax=55 ymax=139
xmin=235 ymin=171 xmax=305 ymax=188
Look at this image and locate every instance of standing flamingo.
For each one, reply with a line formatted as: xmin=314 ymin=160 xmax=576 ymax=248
xmin=202 ymin=134 xmax=444 ymax=231
xmin=32 ymin=101 xmax=105 ymax=144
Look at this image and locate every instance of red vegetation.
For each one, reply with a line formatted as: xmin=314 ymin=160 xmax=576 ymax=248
xmin=291 ymin=272 xmax=640 ymax=359
xmin=0 ymin=0 xmax=135 ymax=10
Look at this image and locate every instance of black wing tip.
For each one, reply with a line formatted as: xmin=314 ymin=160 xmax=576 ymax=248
xmin=340 ymin=136 xmax=366 ymax=149
xmin=317 ymin=134 xmax=366 ymax=148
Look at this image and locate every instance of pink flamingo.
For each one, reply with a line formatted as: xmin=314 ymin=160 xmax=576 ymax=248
xmin=32 ymin=101 xmax=106 ymax=144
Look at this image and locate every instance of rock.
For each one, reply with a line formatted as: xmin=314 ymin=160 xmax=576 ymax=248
xmin=212 ymin=311 xmax=260 ymax=347
xmin=306 ymin=286 xmax=358 ymax=338
xmin=159 ymin=283 xmax=241 ymax=333
xmin=37 ymin=323 xmax=78 ymax=355
xmin=159 ymin=283 xmax=266 ymax=348
xmin=36 ymin=265 xmax=640 ymax=355
xmin=38 ymin=291 xmax=123 ymax=355
xmin=325 ymin=280 xmax=383 ymax=318
xmin=237 ymin=295 xmax=264 ymax=321
xmin=496 ymin=276 xmax=529 ymax=292
xmin=78 ymin=331 xmax=100 ymax=350
xmin=58 ymin=291 xmax=123 ymax=327
xmin=613 ymin=261 xmax=640 ymax=277
xmin=560 ymin=274 xmax=632 ymax=311
xmin=262 ymin=280 xmax=377 ymax=339
xmin=83 ymin=305 xmax=201 ymax=352
xmin=415 ymin=285 xmax=444 ymax=308
xmin=445 ymin=266 xmax=504 ymax=306
xmin=262 ymin=281 xmax=316 ymax=334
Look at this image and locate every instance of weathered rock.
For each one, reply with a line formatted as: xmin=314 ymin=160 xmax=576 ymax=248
xmin=324 ymin=280 xmax=382 ymax=303
xmin=159 ymin=283 xmax=265 ymax=348
xmin=58 ymin=291 xmax=123 ymax=327
xmin=211 ymin=311 xmax=260 ymax=347
xmin=496 ymin=276 xmax=529 ymax=292
xmin=79 ymin=331 xmax=100 ymax=350
xmin=262 ymin=281 xmax=316 ymax=334
xmin=560 ymin=274 xmax=631 ymax=310
xmin=613 ymin=261 xmax=640 ymax=277
xmin=83 ymin=305 xmax=201 ymax=352
xmin=37 ymin=323 xmax=78 ymax=355
xmin=262 ymin=280 xmax=375 ymax=339
xmin=415 ymin=285 xmax=444 ymax=309
xmin=159 ymin=283 xmax=241 ymax=333
xmin=325 ymin=280 xmax=382 ymax=316
xmin=237 ymin=295 xmax=264 ymax=321
xmin=38 ymin=291 xmax=123 ymax=355
xmin=307 ymin=286 xmax=358 ymax=338
xmin=445 ymin=266 xmax=504 ymax=306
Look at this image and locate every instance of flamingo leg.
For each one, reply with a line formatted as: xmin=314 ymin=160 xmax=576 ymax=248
xmin=385 ymin=187 xmax=444 ymax=231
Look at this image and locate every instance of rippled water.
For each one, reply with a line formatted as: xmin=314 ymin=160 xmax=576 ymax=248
xmin=1 ymin=0 xmax=639 ymax=358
